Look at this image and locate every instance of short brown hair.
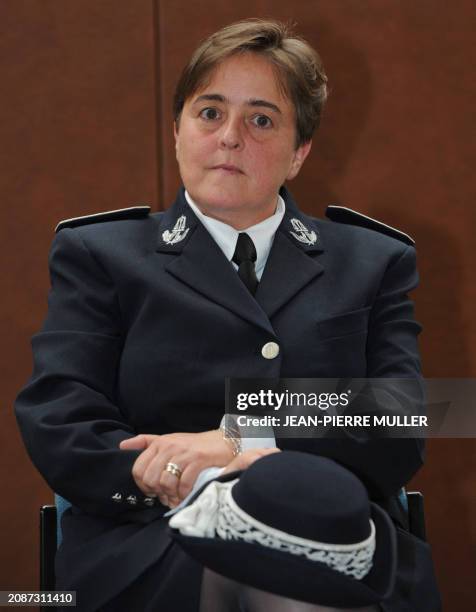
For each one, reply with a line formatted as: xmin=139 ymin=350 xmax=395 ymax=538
xmin=173 ymin=19 xmax=328 ymax=148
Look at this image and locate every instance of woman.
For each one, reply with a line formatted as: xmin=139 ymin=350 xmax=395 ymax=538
xmin=15 ymin=19 xmax=440 ymax=612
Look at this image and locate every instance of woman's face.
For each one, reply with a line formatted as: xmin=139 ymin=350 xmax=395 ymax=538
xmin=174 ymin=53 xmax=311 ymax=228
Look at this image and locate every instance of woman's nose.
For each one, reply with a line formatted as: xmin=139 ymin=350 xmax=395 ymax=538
xmin=219 ymin=116 xmax=244 ymax=150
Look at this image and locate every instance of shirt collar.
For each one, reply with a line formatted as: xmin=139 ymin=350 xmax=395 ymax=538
xmin=184 ymin=190 xmax=285 ymax=277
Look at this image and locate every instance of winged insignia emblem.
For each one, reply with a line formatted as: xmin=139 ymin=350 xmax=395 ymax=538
xmin=162 ymin=215 xmax=190 ymax=245
xmin=289 ymin=218 xmax=317 ymax=246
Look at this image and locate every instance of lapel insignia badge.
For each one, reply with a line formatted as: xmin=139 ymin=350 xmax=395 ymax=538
xmin=289 ymin=218 xmax=317 ymax=246
xmin=162 ymin=215 xmax=190 ymax=245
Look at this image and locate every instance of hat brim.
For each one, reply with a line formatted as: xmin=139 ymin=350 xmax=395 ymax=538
xmin=170 ymin=482 xmax=396 ymax=608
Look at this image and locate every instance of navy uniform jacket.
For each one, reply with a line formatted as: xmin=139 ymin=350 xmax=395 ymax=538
xmin=15 ymin=187 xmax=440 ymax=611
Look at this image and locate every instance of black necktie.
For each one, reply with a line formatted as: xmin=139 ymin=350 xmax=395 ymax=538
xmin=232 ymin=233 xmax=258 ymax=295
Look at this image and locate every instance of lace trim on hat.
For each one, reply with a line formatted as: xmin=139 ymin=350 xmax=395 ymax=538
xmin=218 ymin=486 xmax=375 ymax=580
xmin=169 ymin=480 xmax=376 ymax=580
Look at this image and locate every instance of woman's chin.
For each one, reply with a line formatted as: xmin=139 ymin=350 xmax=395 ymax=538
xmin=191 ymin=189 xmax=250 ymax=214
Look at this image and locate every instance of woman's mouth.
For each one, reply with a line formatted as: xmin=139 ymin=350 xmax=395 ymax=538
xmin=211 ymin=164 xmax=244 ymax=174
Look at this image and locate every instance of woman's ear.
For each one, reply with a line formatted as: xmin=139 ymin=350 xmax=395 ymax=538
xmin=174 ymin=121 xmax=178 ymax=148
xmin=286 ymin=140 xmax=312 ymax=181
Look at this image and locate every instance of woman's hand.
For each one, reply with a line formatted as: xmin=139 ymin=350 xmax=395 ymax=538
xmin=119 ymin=430 xmax=235 ymax=507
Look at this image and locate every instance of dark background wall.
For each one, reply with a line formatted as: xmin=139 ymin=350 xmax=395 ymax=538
xmin=2 ymin=1 xmax=475 ymax=608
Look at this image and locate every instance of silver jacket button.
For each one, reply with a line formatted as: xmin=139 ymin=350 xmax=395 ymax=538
xmin=111 ymin=493 xmax=122 ymax=503
xmin=143 ymin=497 xmax=156 ymax=507
xmin=126 ymin=495 xmax=138 ymax=506
xmin=261 ymin=342 xmax=280 ymax=359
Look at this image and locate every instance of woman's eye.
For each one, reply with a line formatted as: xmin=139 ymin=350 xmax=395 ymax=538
xmin=199 ymin=107 xmax=220 ymax=121
xmin=251 ymin=114 xmax=272 ymax=129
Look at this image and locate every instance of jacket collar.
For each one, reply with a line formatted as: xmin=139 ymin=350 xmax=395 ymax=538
xmin=256 ymin=186 xmax=324 ymax=318
xmin=156 ymin=189 xmax=200 ymax=254
xmin=155 ymin=187 xmax=324 ymax=331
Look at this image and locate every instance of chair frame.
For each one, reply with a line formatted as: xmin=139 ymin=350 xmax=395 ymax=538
xmin=39 ymin=505 xmax=57 ymax=592
xmin=406 ymin=491 xmax=426 ymax=541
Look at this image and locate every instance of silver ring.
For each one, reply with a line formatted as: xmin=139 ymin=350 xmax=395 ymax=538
xmin=165 ymin=462 xmax=183 ymax=478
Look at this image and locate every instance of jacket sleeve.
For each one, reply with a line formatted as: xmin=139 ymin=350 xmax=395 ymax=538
xmin=279 ymin=243 xmax=425 ymax=499
xmin=15 ymin=228 xmax=164 ymax=522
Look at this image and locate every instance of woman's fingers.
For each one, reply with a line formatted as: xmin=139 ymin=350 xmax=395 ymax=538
xmin=122 ymin=434 xmax=198 ymax=506
xmin=131 ymin=442 xmax=160 ymax=490
xmin=119 ymin=434 xmax=159 ymax=450
xmin=159 ymin=452 xmax=205 ymax=504
xmin=121 ymin=435 xmax=164 ymax=495
xmin=158 ymin=456 xmax=186 ymax=505
xmin=176 ymin=461 xmax=204 ymax=501
xmin=140 ymin=448 xmax=169 ymax=492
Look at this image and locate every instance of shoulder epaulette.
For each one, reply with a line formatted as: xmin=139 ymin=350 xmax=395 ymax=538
xmin=325 ymin=205 xmax=415 ymax=246
xmin=55 ymin=205 xmax=151 ymax=233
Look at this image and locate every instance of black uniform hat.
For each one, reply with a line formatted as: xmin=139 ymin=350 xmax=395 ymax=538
xmin=169 ymin=451 xmax=397 ymax=608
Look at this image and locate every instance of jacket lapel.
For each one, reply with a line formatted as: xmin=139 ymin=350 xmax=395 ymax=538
xmin=255 ymin=188 xmax=325 ymax=319
xmin=156 ymin=190 xmax=275 ymax=336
